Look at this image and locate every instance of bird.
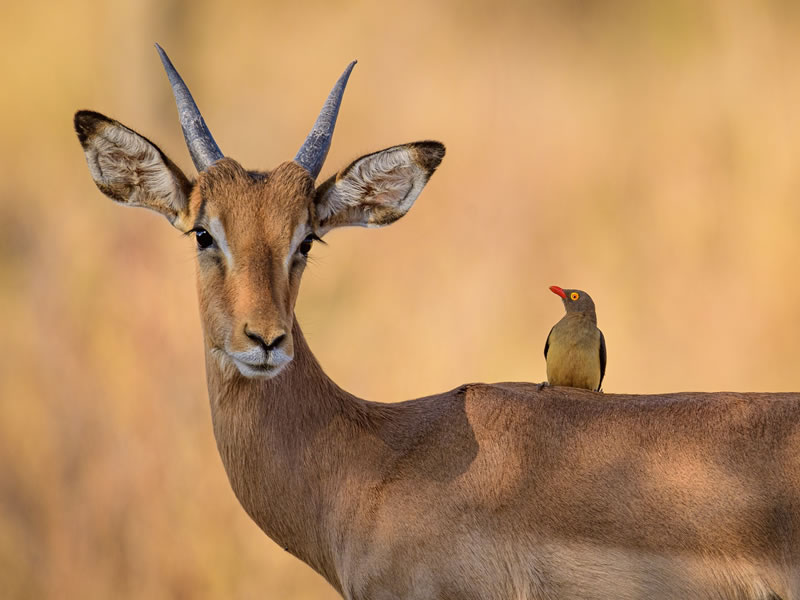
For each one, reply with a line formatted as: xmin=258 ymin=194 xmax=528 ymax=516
xmin=544 ymin=286 xmax=606 ymax=391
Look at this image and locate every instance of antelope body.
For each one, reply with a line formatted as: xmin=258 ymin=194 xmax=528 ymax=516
xmin=76 ymin=47 xmax=800 ymax=599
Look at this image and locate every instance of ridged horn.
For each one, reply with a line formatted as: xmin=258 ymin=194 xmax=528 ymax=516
xmin=155 ymin=43 xmax=224 ymax=172
xmin=294 ymin=61 xmax=357 ymax=179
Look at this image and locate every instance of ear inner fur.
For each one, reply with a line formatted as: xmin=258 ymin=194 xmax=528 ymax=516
xmin=314 ymin=141 xmax=445 ymax=232
xmin=74 ymin=111 xmax=192 ymax=229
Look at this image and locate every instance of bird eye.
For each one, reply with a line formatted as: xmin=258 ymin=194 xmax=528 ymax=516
xmin=298 ymin=234 xmax=316 ymax=257
xmin=195 ymin=228 xmax=215 ymax=249
xmin=570 ymin=292 xmax=580 ymax=301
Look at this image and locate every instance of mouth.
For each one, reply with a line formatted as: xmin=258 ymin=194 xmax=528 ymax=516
xmin=231 ymin=356 xmax=290 ymax=379
xmin=211 ymin=348 xmax=292 ymax=379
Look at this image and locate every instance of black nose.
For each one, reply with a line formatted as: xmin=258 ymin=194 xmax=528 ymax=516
xmin=245 ymin=328 xmax=286 ymax=352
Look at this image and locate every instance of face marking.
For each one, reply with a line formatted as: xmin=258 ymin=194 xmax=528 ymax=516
xmin=285 ymin=219 xmax=311 ymax=270
xmin=208 ymin=217 xmax=234 ymax=269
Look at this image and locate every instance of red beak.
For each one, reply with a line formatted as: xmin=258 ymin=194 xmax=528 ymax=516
xmin=549 ymin=285 xmax=567 ymax=299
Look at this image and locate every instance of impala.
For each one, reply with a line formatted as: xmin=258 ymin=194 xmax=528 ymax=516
xmin=75 ymin=45 xmax=800 ymax=599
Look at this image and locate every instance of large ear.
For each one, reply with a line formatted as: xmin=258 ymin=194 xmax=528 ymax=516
xmin=313 ymin=141 xmax=445 ymax=233
xmin=74 ymin=110 xmax=193 ymax=230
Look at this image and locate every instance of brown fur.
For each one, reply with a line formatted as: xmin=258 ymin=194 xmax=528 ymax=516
xmin=75 ymin=109 xmax=800 ymax=599
xmin=209 ymin=330 xmax=800 ymax=599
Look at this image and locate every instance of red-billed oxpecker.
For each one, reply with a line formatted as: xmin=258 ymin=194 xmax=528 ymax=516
xmin=544 ymin=286 xmax=606 ymax=391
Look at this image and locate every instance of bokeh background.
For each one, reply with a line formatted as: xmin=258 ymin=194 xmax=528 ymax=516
xmin=3 ymin=0 xmax=800 ymax=598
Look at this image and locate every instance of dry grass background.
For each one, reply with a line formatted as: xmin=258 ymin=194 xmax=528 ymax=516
xmin=2 ymin=0 xmax=800 ymax=598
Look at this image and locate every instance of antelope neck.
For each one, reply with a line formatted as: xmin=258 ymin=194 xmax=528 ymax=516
xmin=203 ymin=318 xmax=370 ymax=590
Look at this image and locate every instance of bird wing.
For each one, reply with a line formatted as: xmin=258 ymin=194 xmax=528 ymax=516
xmin=544 ymin=325 xmax=555 ymax=359
xmin=597 ymin=329 xmax=607 ymax=391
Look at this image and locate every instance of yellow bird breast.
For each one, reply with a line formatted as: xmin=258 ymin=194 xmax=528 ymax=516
xmin=546 ymin=316 xmax=601 ymax=391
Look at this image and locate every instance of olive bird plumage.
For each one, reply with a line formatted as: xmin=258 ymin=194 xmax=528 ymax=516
xmin=544 ymin=286 xmax=606 ymax=391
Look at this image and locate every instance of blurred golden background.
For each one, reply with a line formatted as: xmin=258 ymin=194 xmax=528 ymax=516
xmin=3 ymin=0 xmax=800 ymax=597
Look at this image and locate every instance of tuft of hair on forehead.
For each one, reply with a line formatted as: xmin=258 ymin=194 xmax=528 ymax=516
xmin=197 ymin=159 xmax=312 ymax=194
xmin=196 ymin=158 xmax=252 ymax=195
xmin=190 ymin=159 xmax=316 ymax=217
xmin=269 ymin=161 xmax=316 ymax=199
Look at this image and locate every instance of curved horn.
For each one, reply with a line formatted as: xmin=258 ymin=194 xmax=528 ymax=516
xmin=155 ymin=44 xmax=224 ymax=172
xmin=294 ymin=61 xmax=357 ymax=179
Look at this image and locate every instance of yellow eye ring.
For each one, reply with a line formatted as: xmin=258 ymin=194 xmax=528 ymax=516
xmin=570 ymin=292 xmax=580 ymax=301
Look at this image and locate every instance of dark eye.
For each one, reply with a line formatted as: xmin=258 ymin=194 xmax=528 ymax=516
xmin=298 ymin=234 xmax=315 ymax=257
xmin=195 ymin=228 xmax=214 ymax=249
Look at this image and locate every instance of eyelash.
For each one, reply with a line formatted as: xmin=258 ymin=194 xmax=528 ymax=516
xmin=185 ymin=227 xmax=215 ymax=249
xmin=298 ymin=233 xmax=324 ymax=257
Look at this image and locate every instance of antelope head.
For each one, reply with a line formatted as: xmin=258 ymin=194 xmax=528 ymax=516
xmin=75 ymin=46 xmax=444 ymax=379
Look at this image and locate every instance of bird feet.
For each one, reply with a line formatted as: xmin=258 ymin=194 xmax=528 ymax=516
xmin=536 ymin=381 xmax=550 ymax=392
